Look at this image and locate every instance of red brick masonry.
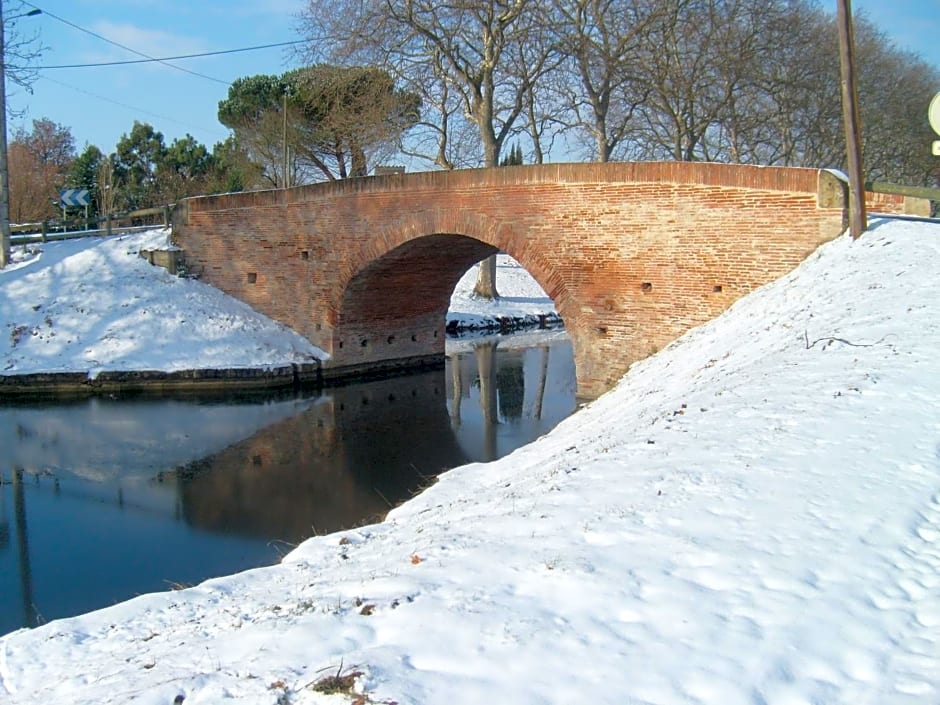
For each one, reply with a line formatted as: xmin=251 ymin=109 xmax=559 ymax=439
xmin=172 ymin=162 xmax=917 ymax=398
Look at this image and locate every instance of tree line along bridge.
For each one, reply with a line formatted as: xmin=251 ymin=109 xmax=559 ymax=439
xmin=171 ymin=161 xmax=926 ymax=399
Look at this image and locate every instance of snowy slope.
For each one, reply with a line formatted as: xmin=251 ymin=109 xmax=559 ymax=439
xmin=1 ymin=218 xmax=939 ymax=705
xmin=0 ymin=231 xmax=324 ymax=376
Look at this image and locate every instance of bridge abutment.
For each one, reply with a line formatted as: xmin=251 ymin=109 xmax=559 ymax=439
xmin=323 ymin=313 xmax=447 ymax=382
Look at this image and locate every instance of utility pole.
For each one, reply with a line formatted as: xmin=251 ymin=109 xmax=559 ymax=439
xmin=0 ymin=0 xmax=12 ymax=268
xmin=836 ymin=0 xmax=867 ymax=239
xmin=282 ymin=92 xmax=289 ymax=189
xmin=0 ymin=2 xmax=41 ymax=268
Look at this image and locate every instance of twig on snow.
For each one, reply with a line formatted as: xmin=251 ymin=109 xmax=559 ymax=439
xmin=803 ymin=330 xmax=891 ymax=350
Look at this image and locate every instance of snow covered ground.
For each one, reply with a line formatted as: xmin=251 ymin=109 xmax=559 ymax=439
xmin=1 ymin=230 xmax=555 ymax=377
xmin=1 ymin=218 xmax=939 ymax=705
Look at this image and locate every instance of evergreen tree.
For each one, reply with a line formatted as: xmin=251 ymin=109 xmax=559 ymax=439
xmin=66 ymin=145 xmax=104 ymax=218
xmin=500 ymin=143 xmax=524 ymax=166
xmin=113 ymin=122 xmax=167 ymax=210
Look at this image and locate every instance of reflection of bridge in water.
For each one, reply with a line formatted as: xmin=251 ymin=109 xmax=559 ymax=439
xmin=174 ymin=368 xmax=469 ymax=540
xmin=173 ymin=338 xmax=572 ymax=540
xmin=0 ymin=337 xmax=573 ymax=633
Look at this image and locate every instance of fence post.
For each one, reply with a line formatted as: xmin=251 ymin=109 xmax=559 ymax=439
xmin=106 ymin=212 xmax=112 ymax=237
xmin=40 ymin=220 xmax=46 ymax=243
xmin=163 ymin=205 xmax=170 ymax=228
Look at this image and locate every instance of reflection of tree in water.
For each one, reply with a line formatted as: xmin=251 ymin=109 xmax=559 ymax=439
xmin=474 ymin=341 xmax=498 ymax=461
xmin=496 ymin=349 xmax=525 ymax=420
xmin=170 ymin=369 xmax=469 ymax=544
xmin=449 ymin=351 xmax=463 ymax=428
xmin=449 ymin=340 xmax=562 ymax=461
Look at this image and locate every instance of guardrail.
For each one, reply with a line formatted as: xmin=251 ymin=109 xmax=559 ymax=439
xmin=865 ymin=181 xmax=940 ymax=203
xmin=10 ymin=205 xmax=174 ymax=244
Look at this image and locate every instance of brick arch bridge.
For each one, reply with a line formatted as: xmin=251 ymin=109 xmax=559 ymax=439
xmin=172 ymin=162 xmax=902 ymax=398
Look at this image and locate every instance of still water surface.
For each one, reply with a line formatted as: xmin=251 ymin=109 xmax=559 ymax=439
xmin=0 ymin=334 xmax=575 ymax=635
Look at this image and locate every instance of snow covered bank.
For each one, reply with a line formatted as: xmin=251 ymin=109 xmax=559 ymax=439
xmin=0 ymin=231 xmax=324 ymax=378
xmin=446 ymin=257 xmax=562 ymax=333
xmin=1 ymin=217 xmax=938 ymax=704
xmin=0 ymin=231 xmax=557 ymax=384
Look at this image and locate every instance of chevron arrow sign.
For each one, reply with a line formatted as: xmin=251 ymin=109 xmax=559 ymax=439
xmin=59 ymin=188 xmax=90 ymax=207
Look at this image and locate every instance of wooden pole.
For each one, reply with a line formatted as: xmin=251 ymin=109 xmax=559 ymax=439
xmin=836 ymin=0 xmax=867 ymax=239
xmin=282 ymin=92 xmax=289 ymax=189
xmin=0 ymin=0 xmax=12 ymax=268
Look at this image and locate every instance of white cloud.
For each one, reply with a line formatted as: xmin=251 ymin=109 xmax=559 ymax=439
xmin=87 ymin=20 xmax=209 ymax=61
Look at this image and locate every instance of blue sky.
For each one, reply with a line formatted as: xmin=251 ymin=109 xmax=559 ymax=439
xmin=6 ymin=0 xmax=306 ymax=153
xmin=6 ymin=0 xmax=940 ymax=157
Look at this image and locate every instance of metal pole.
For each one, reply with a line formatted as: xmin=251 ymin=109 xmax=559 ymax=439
xmin=836 ymin=0 xmax=867 ymax=239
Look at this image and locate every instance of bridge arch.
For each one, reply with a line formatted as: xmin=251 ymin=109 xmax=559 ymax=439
xmin=332 ymin=211 xmax=582 ymax=382
xmin=172 ymin=162 xmax=874 ymax=397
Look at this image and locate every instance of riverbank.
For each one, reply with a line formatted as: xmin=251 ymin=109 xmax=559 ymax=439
xmin=1 ymin=217 xmax=939 ymax=705
xmin=0 ymin=231 xmax=558 ymax=394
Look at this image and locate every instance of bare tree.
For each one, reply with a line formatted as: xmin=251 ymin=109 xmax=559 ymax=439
xmin=718 ymin=3 xmax=940 ymax=186
xmin=853 ymin=17 xmax=940 ymax=186
xmin=551 ymin=0 xmax=661 ymax=162
xmin=97 ymin=156 xmax=116 ymax=220
xmin=300 ymin=0 xmax=548 ymax=298
xmin=505 ymin=5 xmax=566 ymax=164
xmin=742 ymin=3 xmax=843 ymax=167
xmin=397 ymin=53 xmax=483 ymax=171
xmin=627 ymin=0 xmax=782 ymax=162
xmin=2 ymin=1 xmax=41 ymax=92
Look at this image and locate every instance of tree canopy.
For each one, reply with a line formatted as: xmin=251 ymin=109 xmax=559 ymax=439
xmin=8 ymin=119 xmax=75 ymax=223
xmin=218 ymin=64 xmax=420 ymax=183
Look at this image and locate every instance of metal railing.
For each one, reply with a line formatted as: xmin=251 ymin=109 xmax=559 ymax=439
xmin=9 ymin=205 xmax=174 ymax=244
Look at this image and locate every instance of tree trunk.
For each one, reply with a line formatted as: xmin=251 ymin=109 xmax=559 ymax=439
xmin=473 ymin=254 xmax=500 ymax=299
xmin=350 ymin=142 xmax=368 ymax=177
xmin=474 ymin=119 xmax=501 ymax=299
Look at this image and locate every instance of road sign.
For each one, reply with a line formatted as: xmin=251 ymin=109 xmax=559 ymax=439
xmin=930 ymin=93 xmax=940 ymax=157
xmin=59 ymin=188 xmax=90 ymax=207
xmin=930 ymin=92 xmax=940 ymax=135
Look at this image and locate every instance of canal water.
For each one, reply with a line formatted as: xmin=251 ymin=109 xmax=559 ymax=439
xmin=0 ymin=333 xmax=575 ymax=636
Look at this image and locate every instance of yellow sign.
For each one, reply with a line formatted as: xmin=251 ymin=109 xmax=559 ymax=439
xmin=930 ymin=93 xmax=940 ymax=156
xmin=931 ymin=92 xmax=940 ymax=137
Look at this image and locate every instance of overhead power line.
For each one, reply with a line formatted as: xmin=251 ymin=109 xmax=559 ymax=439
xmin=23 ymin=2 xmax=230 ymax=85
xmin=37 ymin=40 xmax=306 ymax=69
xmin=38 ymin=74 xmax=225 ymax=141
